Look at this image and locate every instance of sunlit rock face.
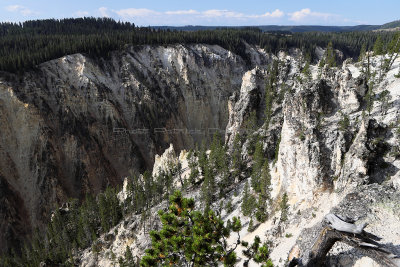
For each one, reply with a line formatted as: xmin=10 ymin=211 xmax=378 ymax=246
xmin=1 ymin=41 xmax=400 ymax=266
xmin=0 ymin=43 xmax=270 ymax=253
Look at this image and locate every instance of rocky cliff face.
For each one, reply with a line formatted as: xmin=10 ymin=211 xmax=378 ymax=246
xmin=0 ymin=43 xmax=269 ymax=253
xmin=225 ymin=52 xmax=400 ymax=266
xmin=73 ymin=49 xmax=400 ymax=267
xmin=1 ymin=43 xmax=400 ymax=266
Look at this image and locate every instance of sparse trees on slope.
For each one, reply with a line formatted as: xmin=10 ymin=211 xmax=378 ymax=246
xmin=256 ymin=158 xmax=272 ymax=222
xmin=374 ymin=36 xmax=384 ymax=56
xmin=319 ymin=41 xmax=336 ymax=68
xmin=280 ymin=193 xmax=289 ymax=222
xmin=359 ymin=43 xmax=367 ymax=62
xmin=264 ymin=60 xmax=278 ymax=128
xmin=241 ymin=181 xmax=257 ymax=217
xmin=187 ymin=149 xmax=199 ymax=186
xmin=198 ymin=141 xmax=208 ymax=176
xmin=374 ymin=36 xmax=386 ymax=80
xmin=251 ymin=139 xmax=265 ymax=193
xmin=3 ymin=186 xmax=123 ymax=266
xmin=384 ymin=33 xmax=400 ymax=73
xmin=201 ymin=162 xmax=216 ymax=211
xmin=209 ymin=132 xmax=230 ymax=196
xmin=231 ymin=134 xmax=244 ymax=181
xmin=99 ymin=187 xmax=122 ymax=232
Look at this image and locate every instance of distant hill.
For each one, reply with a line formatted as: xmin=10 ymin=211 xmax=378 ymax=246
xmin=154 ymin=20 xmax=400 ymax=33
xmin=380 ymin=20 xmax=400 ymax=30
xmin=257 ymin=25 xmax=378 ymax=32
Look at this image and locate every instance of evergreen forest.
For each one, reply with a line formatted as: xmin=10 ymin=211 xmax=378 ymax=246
xmin=0 ymin=17 xmax=398 ymax=73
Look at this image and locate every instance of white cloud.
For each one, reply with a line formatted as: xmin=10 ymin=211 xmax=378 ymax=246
xmin=198 ymin=9 xmax=285 ymax=19
xmin=5 ymin=5 xmax=22 ymax=12
xmin=289 ymin=8 xmax=336 ymax=22
xmin=111 ymin=8 xmax=286 ymax=25
xmin=111 ymin=8 xmax=285 ymax=20
xmin=263 ymin=9 xmax=284 ymax=18
xmin=98 ymin=7 xmax=109 ymax=17
xmin=201 ymin=9 xmax=244 ymax=18
xmin=73 ymin=10 xmax=89 ymax=17
xmin=248 ymin=9 xmax=284 ymax=19
xmin=5 ymin=5 xmax=34 ymax=16
xmin=165 ymin=10 xmax=198 ymax=15
xmin=114 ymin=8 xmax=160 ymax=18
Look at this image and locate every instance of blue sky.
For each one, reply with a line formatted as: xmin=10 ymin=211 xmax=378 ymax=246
xmin=1 ymin=0 xmax=399 ymax=26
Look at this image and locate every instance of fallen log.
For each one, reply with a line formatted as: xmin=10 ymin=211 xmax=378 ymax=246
xmin=304 ymin=213 xmax=399 ymax=267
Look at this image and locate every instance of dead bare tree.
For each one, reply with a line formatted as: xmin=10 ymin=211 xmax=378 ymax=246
xmin=290 ymin=213 xmax=399 ymax=267
xmin=305 ymin=214 xmax=399 ymax=267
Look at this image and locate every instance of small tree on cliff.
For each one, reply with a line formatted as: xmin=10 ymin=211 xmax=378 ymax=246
xmin=251 ymin=139 xmax=265 ymax=193
xmin=242 ymin=236 xmax=274 ymax=267
xmin=231 ymin=134 xmax=244 ymax=180
xmin=140 ymin=191 xmax=273 ymax=267
xmin=256 ymin=158 xmax=272 ymax=222
xmin=320 ymin=41 xmax=336 ymax=68
xmin=187 ymin=149 xmax=199 ymax=185
xmin=140 ymin=191 xmax=241 ymax=266
xmin=241 ymin=181 xmax=256 ymax=217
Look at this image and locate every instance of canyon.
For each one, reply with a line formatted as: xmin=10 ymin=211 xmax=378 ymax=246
xmin=1 ymin=43 xmax=399 ymax=266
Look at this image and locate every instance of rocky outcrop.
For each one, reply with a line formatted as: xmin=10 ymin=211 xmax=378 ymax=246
xmin=223 ymin=53 xmax=400 ymax=266
xmin=1 ymin=42 xmax=400 ymax=267
xmin=0 ymin=43 xmax=269 ymax=253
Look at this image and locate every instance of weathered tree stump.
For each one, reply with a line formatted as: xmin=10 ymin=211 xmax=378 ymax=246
xmin=304 ymin=214 xmax=399 ymax=267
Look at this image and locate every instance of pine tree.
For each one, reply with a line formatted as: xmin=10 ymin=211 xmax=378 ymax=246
xmin=119 ymin=246 xmax=135 ymax=267
xmin=208 ymin=132 xmax=230 ymax=196
xmin=374 ymin=36 xmax=384 ymax=56
xmin=366 ymin=77 xmax=375 ymax=115
xmin=209 ymin=132 xmax=228 ymax=175
xmin=251 ymin=139 xmax=264 ymax=193
xmin=274 ymin=134 xmax=281 ymax=164
xmin=374 ymin=36 xmax=386 ymax=80
xmin=280 ymin=193 xmax=289 ymax=222
xmin=225 ymin=199 xmax=234 ymax=214
xmin=256 ymin=158 xmax=272 ymax=222
xmin=76 ymin=193 xmax=99 ymax=248
xmin=325 ymin=41 xmax=336 ymax=67
xmin=242 ymin=236 xmax=273 ymax=267
xmin=187 ymin=149 xmax=199 ymax=185
xmin=140 ymin=191 xmax=242 ymax=267
xmin=198 ymin=141 xmax=208 ymax=176
xmin=209 ymin=132 xmax=221 ymax=171
xmin=99 ymin=187 xmax=122 ymax=232
xmin=241 ymin=181 xmax=257 ymax=217
xmin=260 ymin=158 xmax=271 ymax=201
xmin=301 ymin=61 xmax=312 ymax=80
xmin=231 ymin=134 xmax=244 ymax=181
xmin=255 ymin=196 xmax=268 ymax=223
xmin=384 ymin=33 xmax=400 ymax=72
xmin=143 ymin=170 xmax=153 ymax=208
xmin=359 ymin=43 xmax=367 ymax=62
xmin=201 ymin=163 xmax=215 ymax=211
xmin=264 ymin=77 xmax=274 ymax=127
xmin=247 ymin=218 xmax=255 ymax=232
xmin=245 ymin=110 xmax=258 ymax=133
